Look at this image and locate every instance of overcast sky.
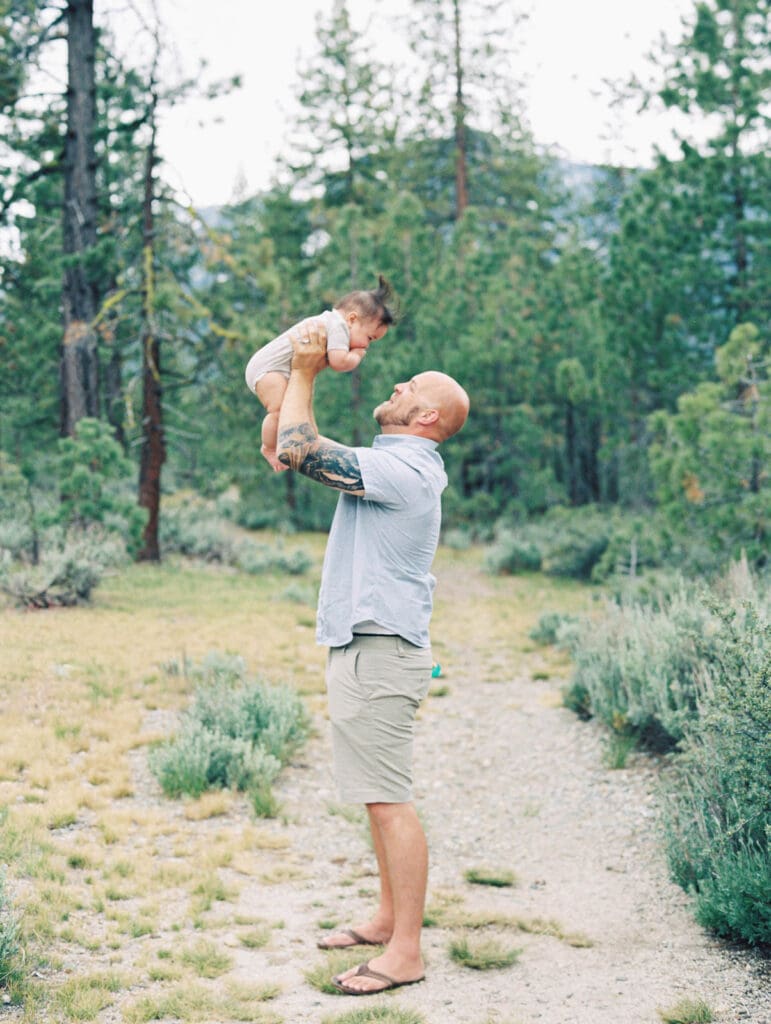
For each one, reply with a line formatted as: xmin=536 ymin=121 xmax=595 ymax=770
xmin=108 ymin=0 xmax=698 ymax=207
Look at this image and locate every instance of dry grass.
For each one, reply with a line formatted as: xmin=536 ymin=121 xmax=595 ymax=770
xmin=0 ymin=538 xmax=594 ymax=1020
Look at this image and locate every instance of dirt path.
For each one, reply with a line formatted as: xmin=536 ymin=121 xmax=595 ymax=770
xmin=229 ymin=584 xmax=769 ymax=1023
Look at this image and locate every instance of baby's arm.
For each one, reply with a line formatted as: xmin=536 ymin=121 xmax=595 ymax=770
xmin=327 ymin=348 xmax=366 ymax=373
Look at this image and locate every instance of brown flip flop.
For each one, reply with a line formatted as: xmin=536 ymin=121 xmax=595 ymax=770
xmin=317 ymin=928 xmax=385 ymax=950
xmin=332 ymin=962 xmax=425 ymax=995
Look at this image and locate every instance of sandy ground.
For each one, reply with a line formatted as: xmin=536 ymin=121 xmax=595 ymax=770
xmin=228 ymin=663 xmax=770 ymax=1024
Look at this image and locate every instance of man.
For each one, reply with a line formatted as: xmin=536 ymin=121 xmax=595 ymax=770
xmin=276 ymin=321 xmax=469 ymax=996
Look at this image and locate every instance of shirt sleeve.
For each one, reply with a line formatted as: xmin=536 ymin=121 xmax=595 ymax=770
xmin=356 ymin=447 xmax=422 ymax=508
xmin=323 ymin=310 xmax=351 ymax=352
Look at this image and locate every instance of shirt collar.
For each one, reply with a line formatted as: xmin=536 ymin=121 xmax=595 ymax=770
xmin=372 ymin=434 xmax=440 ymax=452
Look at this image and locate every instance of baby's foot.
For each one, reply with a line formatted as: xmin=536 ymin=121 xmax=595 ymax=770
xmin=261 ymin=445 xmax=288 ymax=472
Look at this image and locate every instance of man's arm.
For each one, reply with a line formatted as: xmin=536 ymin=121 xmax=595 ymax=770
xmin=276 ymin=323 xmax=366 ymax=496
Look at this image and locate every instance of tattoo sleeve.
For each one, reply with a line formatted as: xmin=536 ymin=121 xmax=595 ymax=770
xmin=277 ymin=423 xmax=365 ymax=494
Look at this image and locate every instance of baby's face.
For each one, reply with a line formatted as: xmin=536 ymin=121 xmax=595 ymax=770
xmin=349 ymin=315 xmax=388 ymax=351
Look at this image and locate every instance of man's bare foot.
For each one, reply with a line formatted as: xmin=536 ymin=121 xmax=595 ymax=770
xmin=261 ymin=445 xmax=288 ymax=472
xmin=333 ymin=952 xmax=425 ymax=994
xmin=317 ymin=925 xmax=391 ymax=950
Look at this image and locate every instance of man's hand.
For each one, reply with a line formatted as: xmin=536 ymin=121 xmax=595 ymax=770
xmin=289 ymin=318 xmax=328 ymax=375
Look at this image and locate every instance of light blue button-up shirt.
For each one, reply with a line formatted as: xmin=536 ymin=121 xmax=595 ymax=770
xmin=316 ymin=434 xmax=448 ymax=649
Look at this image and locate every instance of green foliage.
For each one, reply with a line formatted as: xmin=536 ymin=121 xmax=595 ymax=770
xmin=54 ymin=419 xmax=147 ymax=554
xmin=661 ymin=600 xmax=771 ymax=945
xmin=485 ymin=506 xmax=614 ymax=580
xmin=0 ymin=529 xmax=124 ymax=608
xmin=647 ymin=322 xmax=769 ymax=572
xmin=448 ymin=934 xmax=521 ymax=970
xmin=658 ymin=997 xmax=714 ymax=1024
xmin=149 ymin=654 xmax=310 ymax=811
xmin=484 ymin=531 xmax=541 ymax=574
xmin=0 ymin=867 xmax=22 ymax=992
xmin=563 ymin=583 xmax=715 ymax=749
xmin=464 ymin=867 xmax=517 ymax=888
xmin=321 ymin=1007 xmax=427 ymax=1024
xmin=159 ymin=499 xmax=311 ymax=575
xmin=528 ymin=611 xmax=578 ymax=646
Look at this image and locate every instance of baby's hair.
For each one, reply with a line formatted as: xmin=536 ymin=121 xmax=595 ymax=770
xmin=335 ymin=275 xmax=395 ymax=326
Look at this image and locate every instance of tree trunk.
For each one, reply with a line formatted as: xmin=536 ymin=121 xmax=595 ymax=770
xmin=137 ymin=108 xmax=164 ymax=562
xmin=564 ymin=401 xmax=578 ymax=505
xmin=60 ymin=0 xmax=99 ymax=436
xmin=453 ymin=0 xmax=469 ymax=218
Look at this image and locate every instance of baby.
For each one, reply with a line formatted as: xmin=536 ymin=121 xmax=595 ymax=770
xmin=245 ymin=277 xmax=394 ymax=471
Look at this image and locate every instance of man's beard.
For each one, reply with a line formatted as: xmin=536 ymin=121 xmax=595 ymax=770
xmin=374 ymin=400 xmax=420 ymax=427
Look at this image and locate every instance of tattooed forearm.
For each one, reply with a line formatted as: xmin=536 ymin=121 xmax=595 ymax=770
xmin=277 ymin=424 xmax=364 ymax=493
xmin=277 ymin=422 xmax=317 ymax=471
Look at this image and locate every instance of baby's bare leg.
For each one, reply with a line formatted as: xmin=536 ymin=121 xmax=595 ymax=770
xmin=256 ymin=373 xmax=289 ymax=472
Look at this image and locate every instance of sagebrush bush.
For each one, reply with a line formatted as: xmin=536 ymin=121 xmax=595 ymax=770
xmin=0 ymin=529 xmax=125 ymax=608
xmin=661 ymin=603 xmax=771 ymax=945
xmin=562 ymin=586 xmax=715 ymax=749
xmin=484 ymin=532 xmax=542 ymax=574
xmin=160 ymin=501 xmax=311 ymax=575
xmin=529 ymin=611 xmax=578 ymax=646
xmin=149 ymin=720 xmax=281 ymax=799
xmin=149 ymin=654 xmax=310 ymax=813
xmin=484 ymin=506 xmax=614 ymax=580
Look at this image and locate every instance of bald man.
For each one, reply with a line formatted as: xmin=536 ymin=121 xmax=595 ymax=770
xmin=276 ymin=320 xmax=469 ymax=996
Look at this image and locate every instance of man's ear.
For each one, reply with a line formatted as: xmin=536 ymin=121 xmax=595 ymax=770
xmin=417 ymin=408 xmax=439 ymax=426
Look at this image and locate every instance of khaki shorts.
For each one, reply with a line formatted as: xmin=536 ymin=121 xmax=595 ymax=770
xmin=326 ymin=635 xmax=432 ymax=804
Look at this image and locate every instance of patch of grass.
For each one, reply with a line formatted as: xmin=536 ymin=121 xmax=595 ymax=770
xmin=51 ymin=971 xmax=126 ymax=1021
xmin=239 ymin=924 xmax=272 ymax=949
xmin=66 ymin=852 xmax=91 ymax=870
xmin=464 ymin=866 xmax=517 ymax=888
xmin=251 ymin=782 xmax=281 ymax=819
xmin=180 ymin=938 xmax=234 ymax=978
xmin=0 ymin=867 xmax=23 ymax=991
xmin=190 ymin=871 xmax=235 ymax=914
xmin=327 ymin=803 xmax=367 ymax=825
xmin=658 ymin=997 xmax=715 ymax=1024
xmin=305 ymin=950 xmax=365 ymax=994
xmin=321 ymin=1006 xmax=428 ymax=1024
xmin=258 ymin=864 xmax=307 ymax=884
xmin=222 ymin=979 xmax=281 ymax=1014
xmin=122 ymin=983 xmax=213 ymax=1023
xmin=602 ymin=729 xmax=639 ymax=769
xmin=423 ymin=895 xmax=592 ymax=947
xmin=449 ymin=934 xmax=522 ymax=970
xmin=183 ymin=791 xmax=234 ymax=820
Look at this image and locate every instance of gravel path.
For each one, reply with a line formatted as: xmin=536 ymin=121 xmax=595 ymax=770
xmin=232 ymin=651 xmax=770 ymax=1024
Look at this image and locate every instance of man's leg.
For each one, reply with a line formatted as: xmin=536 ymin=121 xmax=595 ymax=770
xmin=334 ymin=800 xmax=427 ymax=993
xmin=318 ymin=806 xmax=394 ymax=948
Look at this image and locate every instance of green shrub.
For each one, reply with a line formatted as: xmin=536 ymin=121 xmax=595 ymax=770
xmin=234 ymin=538 xmax=311 ymax=576
xmin=661 ymin=602 xmax=771 ymax=945
xmin=485 ymin=506 xmax=614 ymax=580
xmin=529 ymin=611 xmax=578 ymax=646
xmin=590 ymin=516 xmax=671 ymax=583
xmin=0 ymin=529 xmax=125 ymax=608
xmin=149 ymin=720 xmax=282 ymax=799
xmin=53 ymin=418 xmax=147 ymax=554
xmin=149 ymin=654 xmax=309 ymax=811
xmin=563 ymin=587 xmax=715 ymax=749
xmin=160 ymin=501 xmax=311 ymax=575
xmin=0 ymin=868 xmax=22 ymax=992
xmin=484 ymin=533 xmax=542 ymax=574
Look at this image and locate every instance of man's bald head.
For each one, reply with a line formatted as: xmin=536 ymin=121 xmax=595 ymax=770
xmin=416 ymin=371 xmax=470 ymax=441
xmin=374 ymin=371 xmax=469 ymax=442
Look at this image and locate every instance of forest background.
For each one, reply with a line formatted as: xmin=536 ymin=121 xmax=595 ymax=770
xmin=0 ymin=0 xmax=768 ymax=585
xmin=0 ymin=2 xmax=770 ymax=1011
